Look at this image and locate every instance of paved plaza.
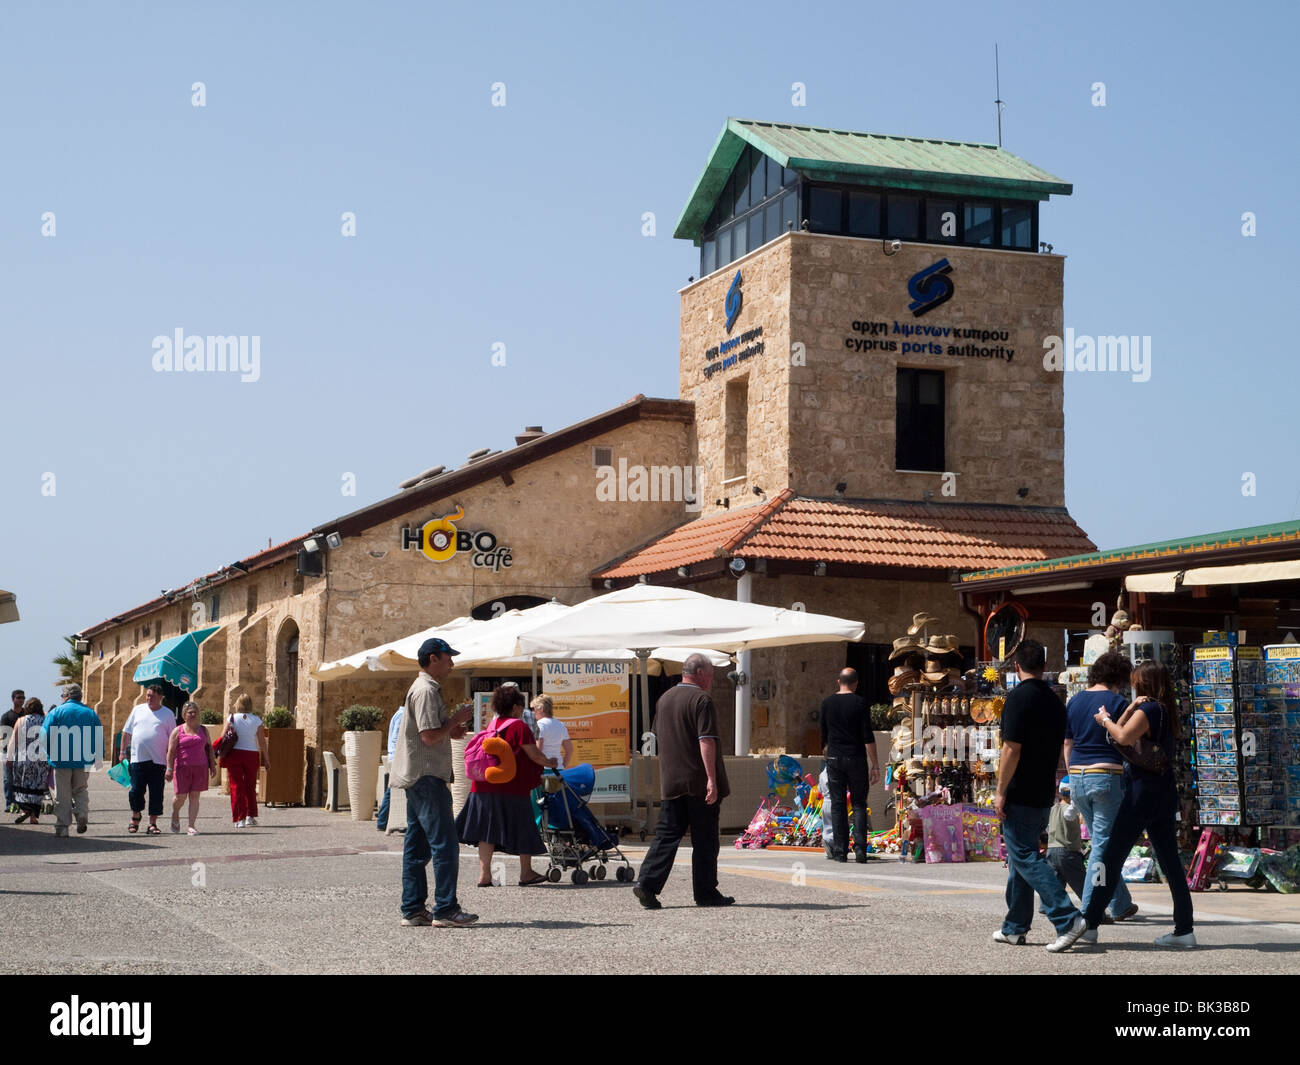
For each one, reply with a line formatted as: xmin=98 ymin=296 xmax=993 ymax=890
xmin=1 ymin=772 xmax=1296 ymax=976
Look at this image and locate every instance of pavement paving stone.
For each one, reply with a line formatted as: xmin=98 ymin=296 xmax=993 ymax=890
xmin=1 ymin=773 xmax=1296 ymax=974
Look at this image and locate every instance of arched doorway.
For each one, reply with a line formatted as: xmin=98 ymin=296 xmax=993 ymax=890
xmin=274 ymin=619 xmax=300 ymax=715
xmin=471 ymin=594 xmax=551 ymax=621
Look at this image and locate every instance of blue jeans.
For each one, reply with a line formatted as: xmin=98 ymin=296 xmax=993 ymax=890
xmin=1001 ymin=803 xmax=1081 ymax=936
xmin=377 ymin=786 xmax=390 ymax=831
xmin=401 ymin=776 xmax=461 ymax=920
xmin=1068 ymin=771 xmax=1133 ymax=917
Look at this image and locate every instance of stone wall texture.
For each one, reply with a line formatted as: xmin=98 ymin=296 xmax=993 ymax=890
xmin=682 ymin=232 xmax=1065 ymax=513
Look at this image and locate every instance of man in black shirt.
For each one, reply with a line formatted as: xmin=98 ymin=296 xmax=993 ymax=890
xmin=2 ymin=690 xmax=23 ymax=812
xmin=633 ymin=654 xmax=733 ymax=910
xmin=994 ymin=640 xmax=1086 ymax=952
xmin=820 ymin=669 xmax=879 ymax=863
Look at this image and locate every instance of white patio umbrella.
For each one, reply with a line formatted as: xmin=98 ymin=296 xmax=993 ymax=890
xmin=310 ymin=613 xmax=478 ymax=681
xmin=373 ymin=602 xmax=573 ymax=672
xmin=515 ymin=584 xmax=865 ymax=656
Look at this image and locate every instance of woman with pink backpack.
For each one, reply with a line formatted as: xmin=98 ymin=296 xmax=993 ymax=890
xmin=456 ymin=685 xmax=558 ymax=887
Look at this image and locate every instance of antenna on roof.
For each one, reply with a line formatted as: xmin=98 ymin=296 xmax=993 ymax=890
xmin=994 ymin=43 xmax=1005 ymax=147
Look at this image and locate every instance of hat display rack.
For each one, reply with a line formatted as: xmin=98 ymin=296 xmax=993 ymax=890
xmin=888 ymin=613 xmax=1005 ymax=852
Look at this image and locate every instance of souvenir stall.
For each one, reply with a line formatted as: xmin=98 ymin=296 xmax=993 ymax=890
xmin=956 ymin=523 xmax=1300 ymax=892
xmin=886 ymin=611 xmax=1004 ymax=864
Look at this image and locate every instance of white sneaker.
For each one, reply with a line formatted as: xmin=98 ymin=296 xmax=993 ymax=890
xmin=234 ymin=818 xmax=248 ymax=828
xmin=1154 ymin=932 xmax=1197 ymax=949
xmin=1079 ymin=929 xmax=1098 ymax=946
xmin=1045 ymin=915 xmax=1088 ymax=953
xmin=991 ymin=930 xmax=1026 ymax=945
xmin=246 ymin=816 xmax=258 ymax=826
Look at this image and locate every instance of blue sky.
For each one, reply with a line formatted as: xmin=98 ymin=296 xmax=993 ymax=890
xmin=2 ymin=1 xmax=1297 ymax=702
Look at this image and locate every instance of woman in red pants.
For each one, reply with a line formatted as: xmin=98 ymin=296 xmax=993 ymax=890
xmin=223 ymin=694 xmax=268 ymax=827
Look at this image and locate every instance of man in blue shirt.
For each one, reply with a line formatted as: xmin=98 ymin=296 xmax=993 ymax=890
xmin=41 ymin=683 xmax=103 ymax=837
xmin=376 ymin=705 xmax=405 ymax=832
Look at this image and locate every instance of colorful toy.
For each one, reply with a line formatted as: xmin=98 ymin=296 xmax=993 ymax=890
xmin=1186 ymin=828 xmax=1224 ymax=891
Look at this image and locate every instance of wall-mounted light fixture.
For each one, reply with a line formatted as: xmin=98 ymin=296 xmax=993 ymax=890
xmin=813 ymin=562 xmax=827 ymax=577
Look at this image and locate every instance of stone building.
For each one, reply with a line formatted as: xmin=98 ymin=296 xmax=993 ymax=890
xmin=78 ymin=117 xmax=1095 ymax=798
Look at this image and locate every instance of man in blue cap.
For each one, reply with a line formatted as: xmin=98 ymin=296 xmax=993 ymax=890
xmin=390 ymin=637 xmax=477 ymax=927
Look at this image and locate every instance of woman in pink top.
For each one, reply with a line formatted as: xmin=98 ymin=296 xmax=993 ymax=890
xmin=165 ymin=702 xmax=217 ymax=835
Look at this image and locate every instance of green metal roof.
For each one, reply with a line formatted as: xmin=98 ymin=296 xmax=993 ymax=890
xmin=959 ymin=519 xmax=1300 ymax=585
xmin=675 ymin=117 xmax=1073 ymax=243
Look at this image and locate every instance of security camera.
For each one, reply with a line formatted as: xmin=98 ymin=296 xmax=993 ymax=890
xmin=727 ymin=557 xmax=747 ymax=578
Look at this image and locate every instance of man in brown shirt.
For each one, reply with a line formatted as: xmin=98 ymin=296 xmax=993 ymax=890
xmin=633 ymin=653 xmax=733 ymax=910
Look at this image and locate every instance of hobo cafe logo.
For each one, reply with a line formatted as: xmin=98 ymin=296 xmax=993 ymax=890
xmin=400 ymin=506 xmax=513 ymax=571
xmin=724 ymin=270 xmax=743 ymax=333
xmin=907 ymin=258 xmax=954 ymax=317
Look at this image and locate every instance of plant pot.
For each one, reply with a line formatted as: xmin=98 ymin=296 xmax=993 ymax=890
xmin=450 ymin=736 xmax=469 ymax=817
xmin=263 ymin=727 xmax=306 ymax=804
xmin=343 ymin=730 xmax=381 ymax=821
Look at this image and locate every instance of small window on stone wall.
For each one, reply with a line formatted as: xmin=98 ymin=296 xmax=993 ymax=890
xmin=724 ymin=377 xmax=749 ymax=485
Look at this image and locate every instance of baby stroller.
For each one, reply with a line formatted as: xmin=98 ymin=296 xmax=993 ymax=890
xmin=538 ymin=764 xmax=634 ymax=885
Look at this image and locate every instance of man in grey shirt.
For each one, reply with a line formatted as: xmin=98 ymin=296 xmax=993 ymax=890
xmin=392 ymin=637 xmax=475 ymax=928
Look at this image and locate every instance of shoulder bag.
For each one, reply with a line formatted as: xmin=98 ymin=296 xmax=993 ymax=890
xmin=1107 ymin=699 xmax=1169 ymax=774
xmin=214 ymin=715 xmax=239 ymax=760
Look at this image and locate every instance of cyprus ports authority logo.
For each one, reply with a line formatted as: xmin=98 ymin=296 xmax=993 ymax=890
xmin=907 ymin=258 xmax=954 ymax=317
xmin=725 ymin=270 xmax=743 ymax=333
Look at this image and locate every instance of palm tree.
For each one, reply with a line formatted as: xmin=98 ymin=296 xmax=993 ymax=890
xmin=53 ymin=635 xmax=83 ymax=687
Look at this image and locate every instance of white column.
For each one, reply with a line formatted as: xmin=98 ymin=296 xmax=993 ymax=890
xmin=735 ymin=573 xmax=752 ymax=756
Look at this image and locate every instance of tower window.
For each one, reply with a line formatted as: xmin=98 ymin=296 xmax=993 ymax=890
xmin=896 ymin=368 xmax=945 ymax=472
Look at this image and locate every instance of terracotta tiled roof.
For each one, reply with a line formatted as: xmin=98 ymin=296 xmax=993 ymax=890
xmin=593 ymin=493 xmax=792 ymax=579
xmin=593 ymin=496 xmax=1095 ymax=578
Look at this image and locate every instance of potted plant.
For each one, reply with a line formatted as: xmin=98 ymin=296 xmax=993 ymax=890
xmin=262 ymin=706 xmax=306 ymax=806
xmin=339 ymin=705 xmax=384 ymax=821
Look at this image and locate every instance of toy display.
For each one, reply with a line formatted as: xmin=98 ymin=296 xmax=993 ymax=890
xmin=1259 ymin=845 xmax=1300 ymax=893
xmin=920 ymin=804 xmax=965 ymax=863
xmin=733 ymin=760 xmax=892 ymax=853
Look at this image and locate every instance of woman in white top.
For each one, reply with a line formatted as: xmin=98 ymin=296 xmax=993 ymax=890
xmin=223 ymin=694 xmax=269 ymax=827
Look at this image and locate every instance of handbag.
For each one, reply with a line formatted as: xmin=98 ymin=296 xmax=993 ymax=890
xmin=214 ymin=716 xmax=239 ymax=760
xmin=106 ymin=759 xmax=131 ymax=788
xmin=1108 ymin=699 xmax=1169 ymax=775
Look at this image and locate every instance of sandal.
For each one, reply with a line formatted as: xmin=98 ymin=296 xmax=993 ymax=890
xmin=477 ymin=879 xmax=494 ymax=887
xmin=128 ymin=814 xmax=141 ymax=833
xmin=518 ymin=873 xmax=548 ymax=887
xmin=187 ymin=827 xmax=198 ymax=836
xmin=145 ymin=824 xmax=161 ymax=835
xmin=170 ymin=815 xmax=181 ymax=833
xmin=14 ymin=812 xmax=29 ymax=825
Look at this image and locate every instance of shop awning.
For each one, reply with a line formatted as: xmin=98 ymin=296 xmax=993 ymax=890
xmin=0 ymin=589 xmax=17 ymax=625
xmin=1126 ymin=560 xmax=1300 ymax=593
xmin=133 ymin=626 xmax=221 ymax=691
